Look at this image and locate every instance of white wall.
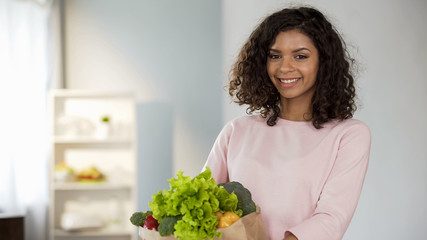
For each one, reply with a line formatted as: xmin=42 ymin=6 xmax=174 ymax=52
xmin=222 ymin=0 xmax=427 ymax=239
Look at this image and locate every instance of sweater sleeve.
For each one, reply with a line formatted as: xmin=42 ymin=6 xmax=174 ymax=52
xmin=286 ymin=122 xmax=371 ymax=240
xmin=202 ymin=122 xmax=232 ymax=184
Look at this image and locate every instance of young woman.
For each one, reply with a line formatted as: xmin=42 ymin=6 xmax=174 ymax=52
xmin=203 ymin=6 xmax=371 ymax=240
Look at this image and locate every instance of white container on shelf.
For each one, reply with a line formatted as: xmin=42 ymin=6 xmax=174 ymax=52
xmin=95 ymin=122 xmax=111 ymax=139
xmin=60 ymin=212 xmax=103 ymax=231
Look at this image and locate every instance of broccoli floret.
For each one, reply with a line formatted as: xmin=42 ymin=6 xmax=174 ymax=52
xmin=130 ymin=211 xmax=153 ymax=227
xmin=158 ymin=215 xmax=181 ymax=236
xmin=218 ymin=181 xmax=257 ymax=216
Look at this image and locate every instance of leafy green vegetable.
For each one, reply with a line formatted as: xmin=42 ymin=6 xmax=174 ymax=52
xmin=218 ymin=181 xmax=256 ymax=216
xmin=129 ymin=210 xmax=153 ymax=227
xmin=158 ymin=216 xmax=180 ymax=236
xmin=149 ymin=167 xmax=239 ymax=240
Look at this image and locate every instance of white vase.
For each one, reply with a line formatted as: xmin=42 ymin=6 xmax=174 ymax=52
xmin=96 ymin=122 xmax=111 ymax=139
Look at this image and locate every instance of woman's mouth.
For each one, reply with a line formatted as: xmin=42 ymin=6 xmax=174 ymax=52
xmin=279 ymin=78 xmax=300 ymax=83
xmin=277 ymin=77 xmax=301 ymax=87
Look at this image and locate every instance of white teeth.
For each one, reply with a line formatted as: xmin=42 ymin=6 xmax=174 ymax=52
xmin=279 ymin=78 xmax=299 ymax=83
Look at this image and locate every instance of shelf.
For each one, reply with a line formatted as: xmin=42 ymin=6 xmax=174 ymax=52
xmin=54 ymin=182 xmax=132 ymax=191
xmin=50 ymin=89 xmax=134 ymax=99
xmin=54 ymin=228 xmax=132 ymax=237
xmin=49 ymin=90 xmax=137 ymax=240
xmin=53 ymin=136 xmax=132 ymax=144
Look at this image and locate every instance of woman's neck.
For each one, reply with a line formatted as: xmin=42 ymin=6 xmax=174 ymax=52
xmin=279 ymin=99 xmax=312 ymax=121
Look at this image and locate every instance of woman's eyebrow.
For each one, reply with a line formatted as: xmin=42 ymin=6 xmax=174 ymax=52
xmin=292 ymin=47 xmax=311 ymax=53
xmin=269 ymin=47 xmax=312 ymax=53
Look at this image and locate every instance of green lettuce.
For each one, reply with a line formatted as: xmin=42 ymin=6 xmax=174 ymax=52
xmin=148 ymin=167 xmax=239 ymax=240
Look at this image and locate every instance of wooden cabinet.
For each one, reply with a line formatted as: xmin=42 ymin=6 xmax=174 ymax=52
xmin=48 ymin=90 xmax=137 ymax=240
xmin=0 ymin=213 xmax=24 ymax=240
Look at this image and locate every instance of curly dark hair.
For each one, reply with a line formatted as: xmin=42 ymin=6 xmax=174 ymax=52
xmin=229 ymin=6 xmax=356 ymax=129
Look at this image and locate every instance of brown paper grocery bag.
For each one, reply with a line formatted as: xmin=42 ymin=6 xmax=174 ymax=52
xmin=139 ymin=207 xmax=269 ymax=240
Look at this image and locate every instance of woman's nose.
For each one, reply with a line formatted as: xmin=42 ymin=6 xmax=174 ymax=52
xmin=279 ymin=57 xmax=295 ymax=73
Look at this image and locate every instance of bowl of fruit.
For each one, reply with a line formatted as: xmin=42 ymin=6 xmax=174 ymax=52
xmin=76 ymin=166 xmax=105 ymax=182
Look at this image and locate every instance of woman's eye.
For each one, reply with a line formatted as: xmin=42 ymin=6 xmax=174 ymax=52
xmin=295 ymin=55 xmax=308 ymax=60
xmin=269 ymin=54 xmax=281 ymax=59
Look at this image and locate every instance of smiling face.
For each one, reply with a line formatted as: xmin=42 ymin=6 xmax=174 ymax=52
xmin=267 ymin=29 xmax=319 ymax=114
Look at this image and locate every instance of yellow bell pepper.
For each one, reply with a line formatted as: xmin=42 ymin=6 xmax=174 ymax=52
xmin=216 ymin=211 xmax=240 ymax=228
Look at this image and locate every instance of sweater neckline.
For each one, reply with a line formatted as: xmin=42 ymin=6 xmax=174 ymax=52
xmin=275 ymin=117 xmax=313 ymax=126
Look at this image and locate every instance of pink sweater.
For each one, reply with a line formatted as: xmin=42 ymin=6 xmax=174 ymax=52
xmin=204 ymin=115 xmax=371 ymax=240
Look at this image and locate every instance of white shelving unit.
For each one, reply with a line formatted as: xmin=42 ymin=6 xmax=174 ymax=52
xmin=48 ymin=90 xmax=137 ymax=240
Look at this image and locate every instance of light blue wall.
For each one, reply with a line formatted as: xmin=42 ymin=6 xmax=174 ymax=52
xmin=64 ymin=0 xmax=223 ymax=209
xmin=136 ymin=102 xmax=173 ymax=210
